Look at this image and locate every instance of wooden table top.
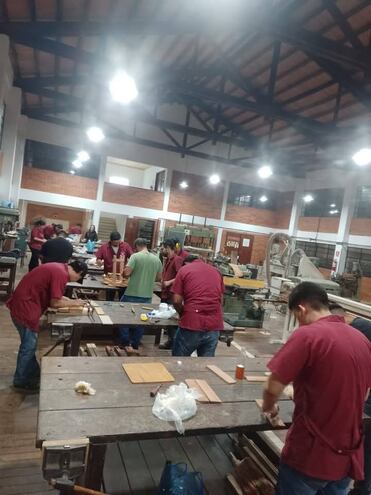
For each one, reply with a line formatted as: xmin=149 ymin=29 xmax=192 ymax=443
xmin=66 ymin=274 xmax=122 ymax=291
xmin=48 ymin=302 xmax=234 ymax=331
xmin=37 ymin=356 xmax=292 ymax=446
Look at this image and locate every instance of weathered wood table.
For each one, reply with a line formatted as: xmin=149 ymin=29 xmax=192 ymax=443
xmin=37 ymin=356 xmax=293 ymax=490
xmin=48 ymin=302 xmax=235 ymax=355
xmin=65 ymin=273 xmax=121 ymax=298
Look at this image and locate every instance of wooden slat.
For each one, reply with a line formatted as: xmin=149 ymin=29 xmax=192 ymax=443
xmin=207 ymin=365 xmax=236 ymax=384
xmin=139 ymin=439 xmax=168 ymax=486
xmin=196 ymin=380 xmax=222 ymax=403
xmin=185 ymin=379 xmax=209 ymax=402
xmin=122 ymin=362 xmax=175 ymax=383
xmin=119 ymin=441 xmax=156 ymax=493
xmin=246 ymin=375 xmax=268 ymax=382
xmin=102 ymin=442 xmax=130 ymax=495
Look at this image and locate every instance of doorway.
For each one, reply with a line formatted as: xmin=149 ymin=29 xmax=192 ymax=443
xmin=224 ymin=232 xmax=254 ymax=264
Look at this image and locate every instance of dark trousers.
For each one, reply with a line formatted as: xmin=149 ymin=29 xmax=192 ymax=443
xmin=118 ymin=295 xmax=152 ymax=349
xmin=353 ymin=403 xmax=371 ymax=494
xmin=28 ymin=247 xmax=40 ymax=271
xmin=12 ymin=318 xmax=40 ymax=387
xmin=172 ymin=328 xmax=220 ymax=357
xmin=107 ymin=287 xmax=126 ymax=301
xmin=161 ymin=298 xmax=176 ymax=343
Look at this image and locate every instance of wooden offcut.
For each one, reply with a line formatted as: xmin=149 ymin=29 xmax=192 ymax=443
xmin=246 ymin=375 xmax=268 ymax=382
xmin=185 ymin=379 xmax=208 ymax=402
xmin=122 ymin=362 xmax=175 ymax=384
xmin=185 ymin=379 xmax=222 ymax=403
xmin=207 ymin=364 xmax=236 ymax=384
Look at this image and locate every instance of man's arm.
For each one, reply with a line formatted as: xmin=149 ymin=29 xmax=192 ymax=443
xmin=123 ymin=266 xmax=133 ymax=277
xmin=156 ymin=270 xmax=162 ymax=282
xmin=173 ymin=294 xmax=184 ymax=316
xmin=50 ymin=297 xmax=83 ymax=308
xmin=262 ymin=373 xmax=286 ymax=416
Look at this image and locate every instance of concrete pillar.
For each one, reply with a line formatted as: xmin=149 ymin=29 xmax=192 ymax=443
xmin=162 ymin=168 xmax=173 ymax=214
xmin=288 ymin=188 xmax=303 ymax=237
xmin=93 ymin=154 xmax=107 ymax=229
xmin=331 ymin=178 xmax=358 ymax=276
xmin=0 ymin=87 xmax=22 ymax=202
xmin=215 ymin=181 xmax=230 ymax=252
xmin=10 ymin=115 xmax=27 ymax=205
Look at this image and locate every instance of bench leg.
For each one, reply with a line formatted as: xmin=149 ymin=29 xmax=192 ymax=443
xmin=84 ymin=442 xmax=107 ymax=490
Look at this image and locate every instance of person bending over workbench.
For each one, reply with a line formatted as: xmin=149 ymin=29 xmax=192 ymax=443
xmin=118 ymin=238 xmax=162 ymax=351
xmin=159 ymin=239 xmax=184 ymax=350
xmin=171 ymin=255 xmax=225 ymax=357
xmin=40 ymin=230 xmax=73 ymax=264
xmin=262 ymin=282 xmax=371 ymax=495
xmin=7 ymin=260 xmax=88 ymax=391
xmin=329 ymin=303 xmax=371 ymax=495
xmin=96 ymin=231 xmax=133 ymax=301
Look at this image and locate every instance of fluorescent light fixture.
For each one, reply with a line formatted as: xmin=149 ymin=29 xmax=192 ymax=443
xmin=330 ymin=203 xmax=336 ymax=208
xmin=303 ymin=194 xmax=314 ymax=203
xmin=209 ymin=174 xmax=220 ymax=185
xmin=77 ymin=150 xmax=90 ymax=162
xmin=109 ymin=71 xmax=138 ymax=104
xmin=72 ymin=160 xmax=83 ymax=169
xmin=86 ymin=126 xmax=105 ymax=143
xmin=70 ymin=170 xmax=75 ymax=175
xmin=179 ymin=181 xmax=188 ymax=189
xmin=259 ymin=195 xmax=268 ymax=203
xmin=329 ymin=209 xmax=339 ymax=215
xmin=352 ymin=148 xmax=371 ymax=167
xmin=258 ymin=165 xmax=273 ymax=179
xmin=109 ymin=176 xmax=129 ymax=186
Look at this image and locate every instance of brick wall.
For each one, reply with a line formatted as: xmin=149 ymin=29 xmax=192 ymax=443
xmin=168 ymin=171 xmax=224 ymax=219
xmin=21 ymin=167 xmax=98 ymax=199
xmin=103 ymin=183 xmax=164 ymax=210
xmin=298 ymin=216 xmax=340 ymax=233
xmin=26 ymin=203 xmax=86 ymax=228
xmin=220 ymin=229 xmax=269 ymax=265
xmin=225 ymin=205 xmax=291 ymax=229
xmin=350 ymin=218 xmax=371 ymax=236
xmin=360 ymin=277 xmax=371 ymax=302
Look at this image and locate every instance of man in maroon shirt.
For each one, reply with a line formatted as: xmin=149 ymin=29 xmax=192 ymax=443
xmin=171 ymin=256 xmax=224 ymax=357
xmin=173 ymin=238 xmax=189 ymax=261
xmin=7 ymin=260 xmax=88 ymax=391
xmin=68 ymin=223 xmax=82 ymax=235
xmin=262 ymin=282 xmax=371 ymax=495
xmin=96 ymin=231 xmax=133 ymax=301
xmin=159 ymin=239 xmax=183 ymax=350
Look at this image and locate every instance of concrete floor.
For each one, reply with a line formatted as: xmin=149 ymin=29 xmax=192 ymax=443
xmin=0 ymin=257 xmax=286 ymax=494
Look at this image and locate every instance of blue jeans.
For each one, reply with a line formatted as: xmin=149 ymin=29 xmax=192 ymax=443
xmin=118 ymin=295 xmax=152 ymax=349
xmin=353 ymin=402 xmax=371 ymax=494
xmin=172 ymin=328 xmax=220 ymax=357
xmin=276 ymin=463 xmax=350 ymax=495
xmin=12 ymin=318 xmax=40 ymax=387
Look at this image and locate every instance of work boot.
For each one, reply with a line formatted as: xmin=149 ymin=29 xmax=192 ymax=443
xmin=159 ymin=340 xmax=173 ymax=350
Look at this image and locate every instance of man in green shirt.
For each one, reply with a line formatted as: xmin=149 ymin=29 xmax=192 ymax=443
xmin=118 ymin=238 xmax=162 ymax=349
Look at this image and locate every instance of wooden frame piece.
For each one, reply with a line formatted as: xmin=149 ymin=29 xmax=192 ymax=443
xmin=207 ymin=364 xmax=236 ymax=384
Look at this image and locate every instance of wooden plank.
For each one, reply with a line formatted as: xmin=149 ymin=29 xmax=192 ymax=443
xmin=207 ymin=365 xmax=236 ymax=384
xmin=197 ymin=435 xmax=233 ymax=477
xmin=94 ymin=307 xmax=105 ymax=316
xmin=122 ymin=362 xmax=175 ymax=384
xmin=99 ymin=315 xmax=113 ymax=325
xmin=185 ymin=379 xmax=209 ymax=402
xmin=196 ymin=380 xmax=222 ymax=403
xmin=139 ymin=439 xmax=167 ymax=486
xmin=158 ymin=438 xmax=191 ymax=465
xmin=86 ymin=343 xmax=98 ymax=357
xmin=246 ymin=375 xmax=268 ymax=382
xmin=119 ymin=441 xmax=156 ymax=493
xmin=102 ymin=442 xmax=130 ymax=495
xmin=179 ymin=437 xmax=227 ymax=495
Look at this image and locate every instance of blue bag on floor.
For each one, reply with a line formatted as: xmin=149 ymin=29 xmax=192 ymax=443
xmin=157 ymin=461 xmax=204 ymax=494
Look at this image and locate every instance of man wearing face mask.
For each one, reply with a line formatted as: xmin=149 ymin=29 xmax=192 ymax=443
xmin=262 ymin=282 xmax=371 ymax=495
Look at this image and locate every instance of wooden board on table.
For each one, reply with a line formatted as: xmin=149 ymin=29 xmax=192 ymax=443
xmin=94 ymin=306 xmax=105 ymax=315
xmin=207 ymin=365 xmax=236 ymax=384
xmin=185 ymin=379 xmax=222 ymax=403
xmin=246 ymin=375 xmax=268 ymax=382
xmin=122 ymin=362 xmax=175 ymax=383
xmin=99 ymin=315 xmax=113 ymax=325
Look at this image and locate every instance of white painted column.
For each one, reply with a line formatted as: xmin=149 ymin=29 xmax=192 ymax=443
xmin=331 ymin=178 xmax=358 ymax=276
xmin=215 ymin=181 xmax=230 ymax=252
xmin=0 ymin=35 xmax=12 ymax=103
xmin=158 ymin=169 xmax=173 ymax=242
xmin=18 ymin=199 xmax=27 ymax=227
xmin=10 ymin=115 xmax=27 ymax=205
xmin=93 ymin=154 xmax=106 ymax=228
xmin=288 ymin=188 xmax=303 ymax=237
xmin=0 ymin=87 xmax=22 ymax=202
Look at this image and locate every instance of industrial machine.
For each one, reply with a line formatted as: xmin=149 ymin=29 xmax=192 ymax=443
xmin=164 ymin=223 xmax=216 ymax=257
xmin=223 ymin=288 xmax=265 ymax=328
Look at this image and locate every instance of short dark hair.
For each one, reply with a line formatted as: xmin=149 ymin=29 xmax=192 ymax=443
xmin=134 ymin=238 xmax=148 ymax=248
xmin=163 ymin=239 xmax=176 ymax=250
xmin=55 ymin=224 xmax=63 ymax=230
xmin=288 ymin=282 xmax=329 ymax=311
xmin=110 ymin=231 xmax=121 ymax=242
xmin=34 ymin=218 xmax=46 ymax=226
xmin=58 ymin=230 xmax=68 ymax=237
xmin=183 ymin=254 xmax=199 ymax=265
xmin=69 ymin=259 xmax=88 ymax=282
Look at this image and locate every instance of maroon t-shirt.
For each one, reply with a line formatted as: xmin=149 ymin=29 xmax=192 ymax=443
xmin=68 ymin=226 xmax=82 ymax=235
xmin=161 ymin=255 xmax=182 ymax=301
xmin=43 ymin=224 xmax=55 ymax=240
xmin=29 ymin=226 xmax=45 ymax=250
xmin=268 ymin=315 xmax=371 ymax=480
xmin=171 ymin=259 xmax=224 ymax=331
xmin=95 ymin=241 xmax=133 ymax=274
xmin=7 ymin=263 xmax=69 ymax=332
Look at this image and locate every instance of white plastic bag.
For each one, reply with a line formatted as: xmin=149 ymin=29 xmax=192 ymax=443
xmin=152 ymin=382 xmax=198 ymax=434
xmin=148 ymin=304 xmax=177 ymax=320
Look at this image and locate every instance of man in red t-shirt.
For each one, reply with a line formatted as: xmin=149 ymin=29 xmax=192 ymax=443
xmin=171 ymin=256 xmax=224 ymax=357
xmin=7 ymin=260 xmax=88 ymax=391
xmin=262 ymin=282 xmax=371 ymax=495
xmin=68 ymin=223 xmax=82 ymax=235
xmin=29 ymin=218 xmax=46 ymax=271
xmin=159 ymin=239 xmax=183 ymax=350
xmin=96 ymin=231 xmax=133 ymax=301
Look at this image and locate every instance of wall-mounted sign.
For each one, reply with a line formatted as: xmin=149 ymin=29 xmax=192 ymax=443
xmin=242 ymin=238 xmax=250 ymax=247
xmin=226 ymin=240 xmax=239 ymax=249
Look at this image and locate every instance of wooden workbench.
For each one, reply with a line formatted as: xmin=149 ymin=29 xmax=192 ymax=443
xmin=37 ymin=356 xmax=292 ymax=490
xmin=48 ymin=302 xmax=235 ymax=355
xmin=65 ymin=274 xmax=127 ymax=297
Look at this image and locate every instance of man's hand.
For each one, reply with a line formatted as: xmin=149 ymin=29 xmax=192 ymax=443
xmin=263 ymin=402 xmax=279 ymax=418
xmin=96 ymin=259 xmax=103 ymax=267
xmin=70 ymin=298 xmax=84 ymax=306
xmin=162 ymin=280 xmax=172 ymax=288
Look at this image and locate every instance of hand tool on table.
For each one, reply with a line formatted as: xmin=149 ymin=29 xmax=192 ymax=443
xmin=150 ymin=384 xmax=162 ymax=397
xmin=131 ymin=306 xmax=136 ymax=314
xmin=50 ymin=478 xmax=107 ymax=494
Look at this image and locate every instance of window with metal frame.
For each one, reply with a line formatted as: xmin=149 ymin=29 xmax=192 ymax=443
xmin=345 ymin=247 xmax=371 ymax=276
xmin=301 ymin=188 xmax=343 ymax=217
xmin=295 ymin=241 xmax=335 ymax=269
xmin=354 ymin=186 xmax=371 ymax=218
